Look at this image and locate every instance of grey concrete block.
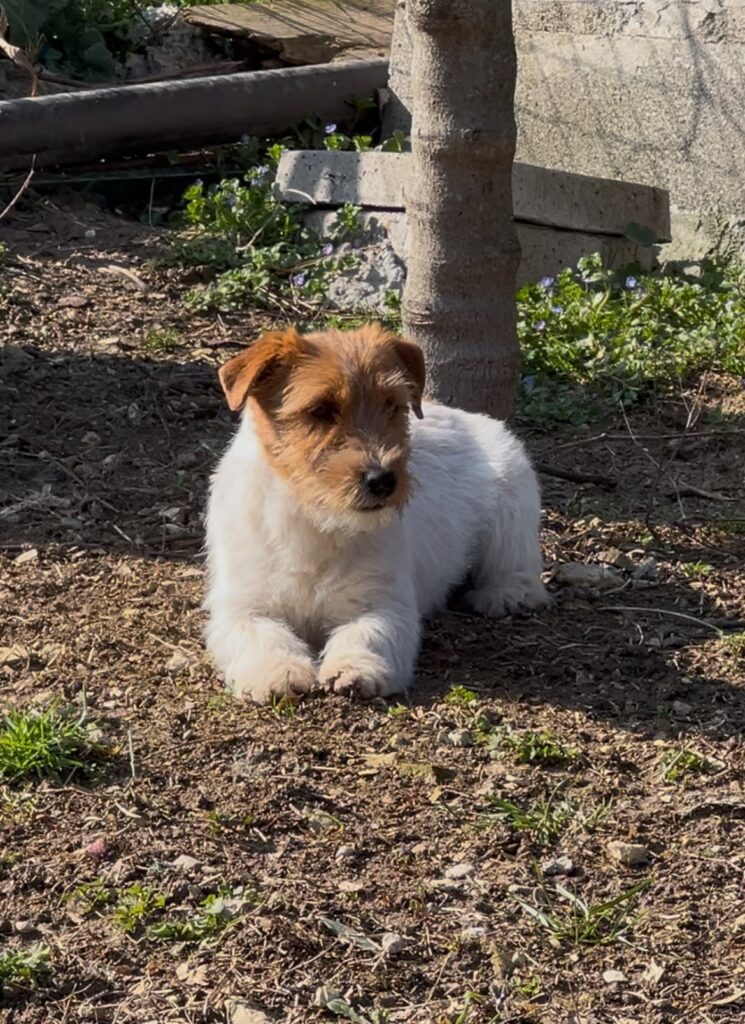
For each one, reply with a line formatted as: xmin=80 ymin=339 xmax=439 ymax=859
xmin=304 ymin=208 xmax=652 ymax=310
xmin=276 ymin=150 xmax=670 ymax=240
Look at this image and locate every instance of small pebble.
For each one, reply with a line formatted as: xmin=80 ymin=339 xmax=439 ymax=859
xmin=85 ymin=837 xmax=108 ymax=859
xmin=101 ymin=452 xmax=125 ymax=473
xmin=554 ymin=562 xmax=620 ymax=588
xmin=445 ymin=862 xmax=473 ymax=880
xmin=606 ymin=840 xmax=650 ymax=867
xmin=542 ymin=855 xmax=575 ymax=877
xmin=335 ymin=844 xmax=356 ymax=861
xmin=166 ymin=651 xmax=190 ymax=675
xmin=603 ymin=969 xmax=627 ymax=985
xmin=172 ymin=854 xmax=200 ymax=873
xmin=381 ymin=931 xmax=406 ymax=955
xmin=14 ymin=920 xmax=37 ymax=936
xmin=229 ymin=1005 xmax=272 ymax=1024
xmin=14 ymin=549 xmax=39 ymax=565
xmin=447 ymin=728 xmax=475 ymax=748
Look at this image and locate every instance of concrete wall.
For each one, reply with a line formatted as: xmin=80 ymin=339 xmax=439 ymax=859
xmin=514 ymin=0 xmax=745 ymax=259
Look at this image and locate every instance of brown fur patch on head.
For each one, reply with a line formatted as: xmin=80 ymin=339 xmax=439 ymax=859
xmin=218 ymin=323 xmax=426 ymax=530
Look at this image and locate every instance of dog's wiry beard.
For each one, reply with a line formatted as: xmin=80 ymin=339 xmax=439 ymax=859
xmin=302 ymin=500 xmax=400 ymax=537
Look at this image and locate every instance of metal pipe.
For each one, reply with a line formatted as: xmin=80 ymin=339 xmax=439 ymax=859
xmin=0 ymin=59 xmax=389 ymax=167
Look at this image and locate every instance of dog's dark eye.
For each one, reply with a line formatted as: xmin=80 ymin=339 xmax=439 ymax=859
xmin=309 ymin=401 xmax=340 ymax=425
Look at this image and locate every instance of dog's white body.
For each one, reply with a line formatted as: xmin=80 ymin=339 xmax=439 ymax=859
xmin=205 ymin=400 xmax=547 ymax=701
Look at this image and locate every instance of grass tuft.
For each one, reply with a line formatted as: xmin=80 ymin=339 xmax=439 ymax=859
xmin=0 ymin=707 xmax=110 ymax=784
xmin=514 ymin=879 xmax=651 ymax=947
xmin=486 ymin=793 xmax=577 ymax=848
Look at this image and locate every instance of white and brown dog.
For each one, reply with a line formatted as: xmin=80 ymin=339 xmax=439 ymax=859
xmin=205 ymin=324 xmax=548 ymax=702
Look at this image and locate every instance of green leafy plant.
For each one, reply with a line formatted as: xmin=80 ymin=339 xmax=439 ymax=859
xmin=150 ymin=892 xmax=236 ymax=943
xmin=67 ymin=876 xmax=113 ymax=912
xmin=680 ymin=561 xmax=713 ymax=579
xmin=444 ymin=685 xmax=479 ymax=711
xmin=0 ymin=706 xmax=110 ymax=784
xmin=514 ymin=879 xmax=651 ymax=947
xmin=0 ymin=944 xmax=51 ymax=994
xmin=176 ymin=148 xmax=359 ymax=315
xmin=113 ymin=883 xmax=166 ymax=933
xmin=494 ymin=728 xmax=578 ymax=767
xmin=659 ymin=747 xmax=717 ymax=783
xmin=721 ymin=632 xmax=745 ymax=658
xmin=143 ymin=327 xmax=181 ymax=353
xmin=517 ymin=254 xmax=745 ymax=425
xmin=512 ymin=973 xmax=543 ymax=999
xmin=5 ymin=0 xmax=230 ymax=81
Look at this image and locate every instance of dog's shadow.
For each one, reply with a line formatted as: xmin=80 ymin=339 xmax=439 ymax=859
xmin=1 ymin=344 xmax=227 ymax=560
xmin=2 ymin=344 xmax=742 ymax=740
xmin=415 ymin=604 xmax=743 ymax=742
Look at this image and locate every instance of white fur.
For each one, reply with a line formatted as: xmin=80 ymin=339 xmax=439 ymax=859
xmin=205 ymin=401 xmax=548 ymax=702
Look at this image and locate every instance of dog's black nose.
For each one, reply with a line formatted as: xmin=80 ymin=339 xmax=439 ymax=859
xmin=362 ymin=466 xmax=397 ymax=500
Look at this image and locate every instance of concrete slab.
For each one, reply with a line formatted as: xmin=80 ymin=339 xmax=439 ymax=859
xmin=306 ymin=209 xmax=654 ymax=298
xmin=276 ymin=150 xmax=671 ymax=241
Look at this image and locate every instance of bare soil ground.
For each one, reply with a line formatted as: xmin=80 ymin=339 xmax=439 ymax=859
xmin=1 ymin=194 xmax=744 ymax=1024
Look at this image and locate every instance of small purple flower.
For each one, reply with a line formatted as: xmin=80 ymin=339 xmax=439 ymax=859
xmin=322 ymin=242 xmax=334 ymax=256
xmin=539 ymin=275 xmax=555 ymax=289
xmin=522 ymin=375 xmax=536 ymax=395
xmin=194 ymin=178 xmax=203 ymax=187
xmin=291 ymin=272 xmax=307 ymax=287
xmin=240 ymin=133 xmax=253 ymax=144
xmin=625 ymin=275 xmax=638 ymax=290
xmin=551 ymin=305 xmax=563 ymax=315
xmin=324 ymin=123 xmax=337 ymax=135
xmin=533 ymin=320 xmax=546 ymax=332
xmin=249 ymin=164 xmax=268 ymax=183
xmin=225 ymin=195 xmax=236 ymax=209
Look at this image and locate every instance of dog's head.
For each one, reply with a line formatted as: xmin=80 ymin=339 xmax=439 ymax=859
xmin=218 ymin=323 xmax=426 ymax=533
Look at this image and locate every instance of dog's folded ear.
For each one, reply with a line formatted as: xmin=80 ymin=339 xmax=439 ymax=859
xmin=218 ymin=328 xmax=304 ymax=412
xmin=393 ymin=338 xmax=426 ymax=419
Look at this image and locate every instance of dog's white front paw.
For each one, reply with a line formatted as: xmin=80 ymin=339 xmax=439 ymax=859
xmin=318 ymin=650 xmax=398 ymax=699
xmin=227 ymin=654 xmax=317 ymax=704
xmin=466 ymin=574 xmax=550 ymax=618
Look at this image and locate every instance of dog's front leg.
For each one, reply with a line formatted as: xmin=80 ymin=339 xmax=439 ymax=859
xmin=318 ymin=598 xmax=420 ymax=699
xmin=207 ymin=611 xmax=316 ymax=703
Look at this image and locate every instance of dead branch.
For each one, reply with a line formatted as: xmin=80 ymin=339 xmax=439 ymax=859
xmin=535 ymin=462 xmax=618 ymax=490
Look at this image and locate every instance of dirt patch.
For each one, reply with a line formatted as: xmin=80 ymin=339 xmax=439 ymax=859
xmin=1 ymin=196 xmax=744 ymax=1024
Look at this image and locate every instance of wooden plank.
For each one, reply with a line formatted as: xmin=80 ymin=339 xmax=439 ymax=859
xmin=184 ymin=0 xmax=395 ymax=63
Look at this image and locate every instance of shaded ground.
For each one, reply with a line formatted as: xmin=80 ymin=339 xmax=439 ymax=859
xmin=1 ymin=195 xmax=744 ymax=1024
